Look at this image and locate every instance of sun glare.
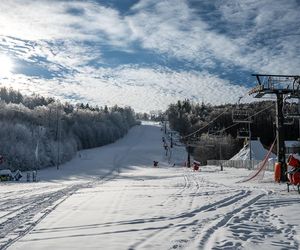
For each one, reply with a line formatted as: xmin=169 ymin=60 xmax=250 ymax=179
xmin=0 ymin=54 xmax=13 ymax=76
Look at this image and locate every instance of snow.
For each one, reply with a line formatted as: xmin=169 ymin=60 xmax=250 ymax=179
xmin=1 ymin=122 xmax=300 ymax=250
xmin=231 ymin=139 xmax=277 ymax=161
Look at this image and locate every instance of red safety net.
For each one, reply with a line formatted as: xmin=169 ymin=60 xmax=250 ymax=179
xmin=239 ymin=138 xmax=276 ymax=183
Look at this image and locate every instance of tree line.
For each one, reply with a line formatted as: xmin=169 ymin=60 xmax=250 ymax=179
xmin=0 ymin=87 xmax=139 ymax=171
xmin=166 ymin=99 xmax=299 ymax=163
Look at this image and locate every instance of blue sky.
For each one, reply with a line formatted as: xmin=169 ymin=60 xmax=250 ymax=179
xmin=0 ymin=0 xmax=299 ymax=112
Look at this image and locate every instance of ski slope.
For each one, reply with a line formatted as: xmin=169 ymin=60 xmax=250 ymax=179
xmin=1 ymin=122 xmax=300 ymax=250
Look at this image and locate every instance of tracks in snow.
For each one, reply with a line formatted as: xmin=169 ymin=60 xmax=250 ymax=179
xmin=128 ymin=169 xmax=299 ymax=250
xmin=0 ymin=173 xmax=118 ymax=250
xmin=128 ymin=170 xmax=266 ymax=250
xmin=212 ymin=196 xmax=300 ymax=250
xmin=0 ymin=125 xmax=146 ymax=250
xmin=2 ymin=158 xmax=298 ymax=249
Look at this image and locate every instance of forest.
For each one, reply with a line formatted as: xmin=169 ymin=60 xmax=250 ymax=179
xmin=165 ymin=99 xmax=299 ymax=163
xmin=0 ymin=87 xmax=138 ymax=171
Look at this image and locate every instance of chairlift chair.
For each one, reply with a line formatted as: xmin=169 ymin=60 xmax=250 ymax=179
xmin=284 ymin=117 xmax=295 ymax=125
xmin=208 ymin=127 xmax=218 ymax=134
xmin=232 ymin=109 xmax=252 ymax=123
xmin=208 ymin=126 xmax=224 ymax=138
xmin=283 ymin=95 xmax=300 ymax=119
xmin=237 ymin=127 xmax=250 ymax=139
xmin=285 ymin=112 xmax=300 ymax=119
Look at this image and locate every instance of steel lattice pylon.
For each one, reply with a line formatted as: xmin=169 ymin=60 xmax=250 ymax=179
xmin=249 ymin=74 xmax=300 ymax=182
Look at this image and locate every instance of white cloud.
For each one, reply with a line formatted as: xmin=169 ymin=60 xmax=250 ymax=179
xmin=0 ymin=0 xmax=298 ymax=112
xmin=0 ymin=0 xmax=131 ymax=44
xmin=1 ymin=0 xmax=298 ymax=76
xmin=1 ymin=65 xmax=253 ymax=112
xmin=216 ymin=0 xmax=300 ymax=74
xmin=127 ymin=0 xmax=299 ymax=74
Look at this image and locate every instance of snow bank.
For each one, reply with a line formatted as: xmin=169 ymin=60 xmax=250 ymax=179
xmin=231 ymin=139 xmax=276 ymax=161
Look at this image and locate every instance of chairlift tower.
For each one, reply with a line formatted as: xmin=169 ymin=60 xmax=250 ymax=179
xmin=249 ymin=74 xmax=300 ymax=182
xmin=168 ymin=131 xmax=177 ymax=148
xmin=183 ymin=136 xmax=215 ymax=167
xmin=207 ymin=128 xmax=227 ymax=162
xmin=232 ymin=103 xmax=253 ymax=161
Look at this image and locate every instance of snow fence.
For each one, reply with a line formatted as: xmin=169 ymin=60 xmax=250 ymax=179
xmin=207 ymin=159 xmax=275 ymax=171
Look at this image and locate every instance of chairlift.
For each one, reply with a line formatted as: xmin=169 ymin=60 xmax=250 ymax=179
xmin=208 ymin=126 xmax=224 ymax=138
xmin=188 ymin=137 xmax=199 ymax=144
xmin=237 ymin=127 xmax=250 ymax=139
xmin=186 ymin=141 xmax=215 ymax=148
xmin=285 ymin=112 xmax=300 ymax=119
xmin=283 ymin=95 xmax=300 ymax=118
xmin=208 ymin=127 xmax=218 ymax=134
xmin=290 ymin=76 xmax=300 ymax=92
xmin=232 ymin=108 xmax=252 ymax=123
xmin=284 ymin=117 xmax=294 ymax=125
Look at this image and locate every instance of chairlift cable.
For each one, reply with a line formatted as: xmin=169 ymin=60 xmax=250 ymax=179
xmin=181 ymin=93 xmax=249 ymax=140
xmin=182 ymin=95 xmax=273 ymax=140
xmin=209 ymin=103 xmax=274 ymax=136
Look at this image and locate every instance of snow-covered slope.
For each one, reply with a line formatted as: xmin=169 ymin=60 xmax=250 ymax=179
xmin=1 ymin=123 xmax=300 ymax=250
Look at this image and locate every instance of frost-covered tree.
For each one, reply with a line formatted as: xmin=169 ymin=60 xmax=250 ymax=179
xmin=0 ymin=87 xmax=138 ymax=171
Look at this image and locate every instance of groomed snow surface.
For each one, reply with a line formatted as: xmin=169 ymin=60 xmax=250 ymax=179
xmin=1 ymin=122 xmax=300 ymax=250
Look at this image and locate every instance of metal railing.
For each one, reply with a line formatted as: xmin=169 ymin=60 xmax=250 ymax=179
xmin=207 ymin=159 xmax=275 ymax=171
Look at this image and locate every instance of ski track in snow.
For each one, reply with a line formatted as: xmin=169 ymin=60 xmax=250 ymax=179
xmin=0 ymin=124 xmax=146 ymax=250
xmin=2 ymin=171 xmax=299 ymax=250
xmin=1 ymin=123 xmax=300 ymax=250
xmin=0 ymin=173 xmax=118 ymax=250
xmin=128 ymin=172 xmax=258 ymax=250
xmin=127 ymin=172 xmax=298 ymax=250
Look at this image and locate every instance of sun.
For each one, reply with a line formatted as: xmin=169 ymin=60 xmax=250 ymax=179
xmin=0 ymin=54 xmax=13 ymax=76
